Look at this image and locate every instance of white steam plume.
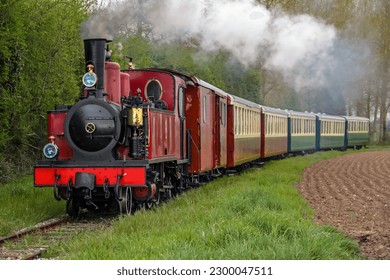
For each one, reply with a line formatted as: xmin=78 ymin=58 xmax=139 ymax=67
xmin=82 ymin=0 xmax=367 ymax=93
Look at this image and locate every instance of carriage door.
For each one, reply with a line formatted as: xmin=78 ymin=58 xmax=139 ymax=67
xmin=214 ymin=94 xmax=221 ymax=166
xmin=178 ymin=87 xmax=185 ymax=159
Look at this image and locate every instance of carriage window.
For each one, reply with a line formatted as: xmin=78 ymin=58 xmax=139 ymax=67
xmin=234 ymin=107 xmax=237 ymax=134
xmin=297 ymin=118 xmax=301 ymax=134
xmin=294 ymin=118 xmax=297 ymax=134
xmin=313 ymin=120 xmax=315 ymax=134
xmin=251 ymin=111 xmax=254 ymax=134
xmin=304 ymin=119 xmax=308 ymax=134
xmin=269 ymin=115 xmax=272 ymax=135
xmin=178 ymin=87 xmax=185 ymax=118
xmin=224 ymin=104 xmax=227 ymax=126
xmin=220 ymin=102 xmax=227 ymax=127
xmin=311 ymin=120 xmax=315 ymax=134
xmin=266 ymin=115 xmax=269 ymax=135
xmin=240 ymin=108 xmax=243 ymax=135
xmin=238 ymin=108 xmax=244 ymax=135
xmin=245 ymin=110 xmax=248 ymax=134
xmin=203 ymin=96 xmax=207 ymax=123
xmin=145 ymin=79 xmax=162 ymax=101
xmin=220 ymin=102 xmax=224 ymax=126
xmin=244 ymin=109 xmax=246 ymax=135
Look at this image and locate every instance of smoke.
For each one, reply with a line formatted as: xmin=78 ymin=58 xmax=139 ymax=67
xmin=82 ymin=0 xmax=369 ymax=108
xmin=145 ymin=0 xmax=272 ymax=64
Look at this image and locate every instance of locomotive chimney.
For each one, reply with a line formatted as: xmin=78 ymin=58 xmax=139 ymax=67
xmin=83 ymin=38 xmax=107 ymax=99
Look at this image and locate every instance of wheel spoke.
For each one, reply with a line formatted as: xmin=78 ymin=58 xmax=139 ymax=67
xmin=119 ymin=187 xmax=133 ymax=215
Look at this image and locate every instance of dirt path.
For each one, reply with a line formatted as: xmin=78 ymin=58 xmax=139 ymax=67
xmin=296 ymin=151 xmax=390 ymax=259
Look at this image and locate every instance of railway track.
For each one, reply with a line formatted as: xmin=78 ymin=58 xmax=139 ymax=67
xmin=0 ymin=214 xmax=112 ymax=260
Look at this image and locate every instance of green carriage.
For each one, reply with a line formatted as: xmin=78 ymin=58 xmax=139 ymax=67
xmin=344 ymin=116 xmax=369 ymax=149
xmin=287 ymin=111 xmax=317 ymax=154
xmin=316 ymin=114 xmax=346 ymax=150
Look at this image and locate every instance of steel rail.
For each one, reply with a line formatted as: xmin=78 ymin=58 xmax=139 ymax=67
xmin=0 ymin=215 xmax=69 ymax=245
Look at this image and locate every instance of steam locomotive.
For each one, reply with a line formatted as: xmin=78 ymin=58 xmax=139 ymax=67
xmin=34 ymin=38 xmax=369 ymax=217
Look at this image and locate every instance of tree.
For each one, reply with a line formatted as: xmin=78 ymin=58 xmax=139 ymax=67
xmin=347 ymin=0 xmax=390 ymax=143
xmin=0 ymin=0 xmax=89 ymax=182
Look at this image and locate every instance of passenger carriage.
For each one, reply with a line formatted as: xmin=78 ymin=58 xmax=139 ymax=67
xmin=168 ymin=73 xmax=230 ymax=177
xmin=227 ymin=95 xmax=262 ymax=168
xmin=344 ymin=116 xmax=369 ymax=149
xmin=315 ymin=114 xmax=346 ymax=150
xmin=287 ymin=111 xmax=317 ymax=154
xmin=261 ymin=106 xmax=288 ymax=158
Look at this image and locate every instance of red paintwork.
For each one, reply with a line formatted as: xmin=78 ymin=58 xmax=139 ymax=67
xmin=185 ymin=82 xmax=228 ymax=173
xmin=185 ymin=85 xmax=215 ymax=173
xmin=218 ymin=97 xmax=228 ymax=168
xmin=133 ymin=183 xmax=157 ymax=201
xmin=120 ymin=72 xmax=130 ymax=98
xmin=185 ymin=84 xmax=201 ymax=173
xmin=117 ymin=145 xmax=130 ymax=160
xmin=47 ymin=111 xmax=73 ymax=160
xmin=34 ymin=166 xmax=146 ymax=187
xmin=200 ymin=87 xmax=215 ymax=171
xmin=104 ymin=61 xmax=121 ymax=104
xmin=147 ymin=109 xmax=180 ymax=159
xmin=126 ymin=70 xmax=175 ymax=110
xmin=126 ymin=69 xmax=186 ymax=162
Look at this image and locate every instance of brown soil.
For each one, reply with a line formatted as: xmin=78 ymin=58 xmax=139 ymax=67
xmin=297 ymin=151 xmax=390 ymax=259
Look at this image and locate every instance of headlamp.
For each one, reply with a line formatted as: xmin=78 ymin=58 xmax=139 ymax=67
xmin=82 ymin=64 xmax=97 ymax=88
xmin=43 ymin=143 xmax=59 ymax=159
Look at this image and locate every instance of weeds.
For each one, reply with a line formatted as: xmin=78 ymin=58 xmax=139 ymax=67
xmin=0 ymin=176 xmax=65 ymax=236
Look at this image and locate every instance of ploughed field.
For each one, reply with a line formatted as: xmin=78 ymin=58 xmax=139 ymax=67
xmin=297 ymin=151 xmax=390 ymax=259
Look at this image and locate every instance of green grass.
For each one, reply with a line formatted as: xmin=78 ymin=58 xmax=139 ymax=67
xmin=45 ymin=151 xmax=362 ymax=260
xmin=366 ymin=145 xmax=390 ymax=151
xmin=0 ymin=176 xmax=65 ymax=236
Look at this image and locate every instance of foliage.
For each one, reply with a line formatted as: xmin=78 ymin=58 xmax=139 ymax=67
xmin=0 ymin=0 xmax=88 ymax=182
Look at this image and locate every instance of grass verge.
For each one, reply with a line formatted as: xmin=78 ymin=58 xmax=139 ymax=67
xmin=46 ymin=151 xmax=361 ymax=260
xmin=0 ymin=176 xmax=65 ymax=236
